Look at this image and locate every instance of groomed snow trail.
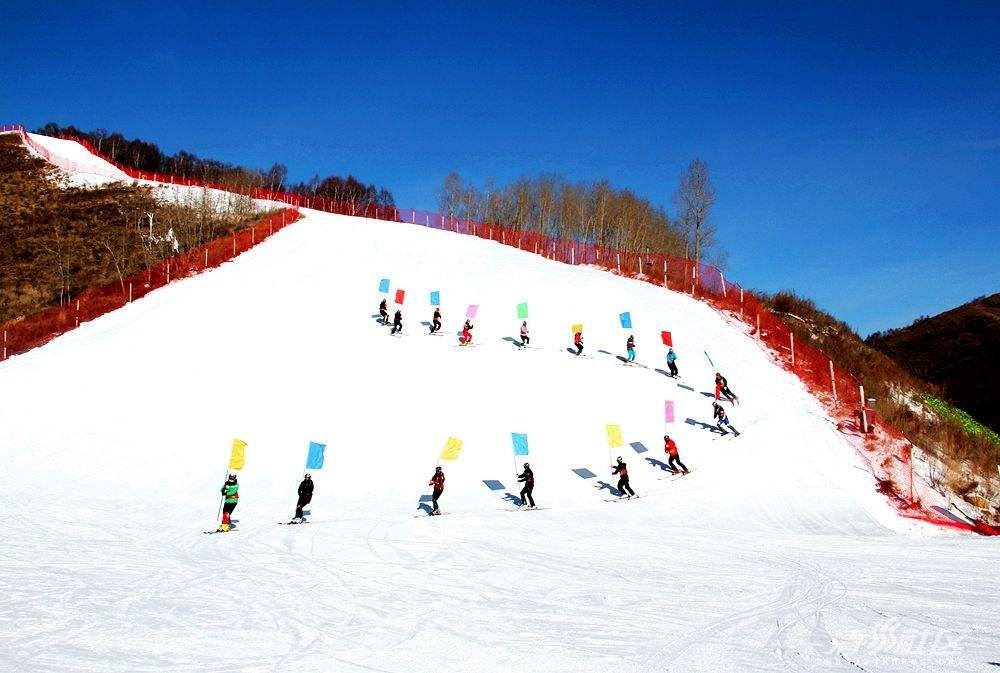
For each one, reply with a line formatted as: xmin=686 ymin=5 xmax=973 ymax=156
xmin=0 ymin=211 xmax=996 ymax=673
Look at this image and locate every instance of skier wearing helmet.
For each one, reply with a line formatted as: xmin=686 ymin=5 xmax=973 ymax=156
xmin=292 ymin=473 xmax=314 ymax=523
xmin=217 ymin=473 xmax=239 ymax=532
xmin=715 ymin=372 xmax=739 ymax=404
xmin=517 ymin=462 xmax=535 ymax=508
xmin=519 ymin=321 xmax=530 ymax=348
xmin=612 ymin=457 xmax=636 ymax=498
xmin=428 ymin=466 xmax=446 ymax=514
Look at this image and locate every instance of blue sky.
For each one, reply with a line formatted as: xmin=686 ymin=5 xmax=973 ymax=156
xmin=2 ymin=1 xmax=997 ymax=335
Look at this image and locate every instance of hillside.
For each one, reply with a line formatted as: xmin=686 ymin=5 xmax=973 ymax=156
xmin=868 ymin=293 xmax=1000 ymax=433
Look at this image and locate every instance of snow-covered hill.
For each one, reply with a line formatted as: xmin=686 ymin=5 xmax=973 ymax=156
xmin=1 ymin=203 xmax=997 ymax=671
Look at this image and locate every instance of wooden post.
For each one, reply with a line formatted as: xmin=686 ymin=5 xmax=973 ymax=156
xmin=739 ymin=288 xmax=744 ymax=318
xmin=616 ymin=253 xmax=621 ymax=273
xmin=2 ymin=329 xmax=6 ymax=360
xmin=720 ymin=270 xmax=726 ymax=298
xmin=571 ymin=246 xmax=575 ymax=265
xmin=829 ymin=360 xmax=838 ymax=405
xmin=859 ymin=385 xmax=868 ymax=433
xmin=128 ymin=282 xmax=133 ymax=303
xmin=167 ymin=261 xmax=171 ymax=283
xmin=75 ymin=299 xmax=80 ymax=328
xmin=639 ymin=257 xmax=643 ymax=276
xmin=908 ymin=445 xmax=914 ymax=504
xmin=663 ymin=259 xmax=667 ymax=288
xmin=789 ymin=332 xmax=795 ymax=366
xmin=204 ymin=249 xmax=208 ymax=268
xmin=252 ymin=227 xmax=255 ymax=244
xmin=756 ymin=313 xmax=760 ymax=339
xmin=232 ymin=236 xmax=236 ymax=256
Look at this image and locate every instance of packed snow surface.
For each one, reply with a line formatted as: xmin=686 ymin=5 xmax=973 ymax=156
xmin=0 ymin=211 xmax=997 ymax=673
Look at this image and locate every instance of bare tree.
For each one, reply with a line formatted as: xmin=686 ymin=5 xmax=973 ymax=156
xmin=673 ymin=159 xmax=716 ymax=265
xmin=437 ymin=172 xmax=463 ymax=216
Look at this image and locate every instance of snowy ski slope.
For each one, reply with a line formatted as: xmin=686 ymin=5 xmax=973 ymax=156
xmin=0 ymin=209 xmax=997 ymax=673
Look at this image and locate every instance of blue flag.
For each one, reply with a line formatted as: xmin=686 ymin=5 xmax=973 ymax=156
xmin=378 ymin=278 xmax=390 ymax=293
xmin=511 ymin=432 xmax=529 ymax=456
xmin=305 ymin=441 xmax=326 ymax=470
xmin=430 ymin=290 xmax=440 ymax=306
xmin=619 ymin=312 xmax=632 ymax=329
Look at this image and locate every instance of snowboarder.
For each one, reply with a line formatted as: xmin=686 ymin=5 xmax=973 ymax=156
xmin=517 ymin=462 xmax=535 ymax=508
xmin=217 ymin=473 xmax=239 ymax=532
xmin=626 ymin=335 xmax=636 ymax=363
xmin=292 ymin=473 xmax=314 ymax=523
xmin=664 ymin=435 xmax=689 ymax=474
xmin=379 ymin=299 xmax=389 ymax=324
xmin=666 ymin=347 xmax=679 ymax=377
xmin=428 ymin=466 xmax=445 ymax=514
xmin=573 ymin=330 xmax=584 ymax=356
xmin=713 ymin=401 xmax=741 ymax=436
xmin=391 ymin=309 xmax=403 ymax=335
xmin=430 ymin=307 xmax=442 ymax=334
xmin=459 ymin=319 xmax=474 ymax=345
xmin=715 ymin=372 xmax=739 ymax=404
xmin=519 ymin=321 xmax=530 ymax=348
xmin=612 ymin=457 xmax=636 ymax=498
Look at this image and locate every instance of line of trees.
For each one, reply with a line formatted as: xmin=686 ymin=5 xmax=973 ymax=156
xmin=34 ymin=123 xmax=395 ymax=207
xmin=435 ymin=160 xmax=721 ymax=264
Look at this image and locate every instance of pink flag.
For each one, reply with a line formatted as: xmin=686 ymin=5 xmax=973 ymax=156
xmin=664 ymin=400 xmax=675 ymax=423
xmin=466 ymin=304 xmax=479 ymax=319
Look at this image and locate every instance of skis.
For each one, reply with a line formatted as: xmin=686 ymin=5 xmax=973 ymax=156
xmin=203 ymin=528 xmax=237 ymax=534
xmin=278 ymin=520 xmax=310 ymax=525
xmin=413 ymin=512 xmax=449 ymax=518
xmin=500 ymin=506 xmax=548 ymax=512
xmin=603 ymin=495 xmax=641 ymax=503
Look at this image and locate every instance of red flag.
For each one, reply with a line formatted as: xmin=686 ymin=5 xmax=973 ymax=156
xmin=395 ymin=289 xmax=406 ymax=305
xmin=660 ymin=330 xmax=673 ymax=346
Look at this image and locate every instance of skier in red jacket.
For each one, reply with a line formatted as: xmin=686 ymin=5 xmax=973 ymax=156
xmin=664 ymin=435 xmax=689 ymax=474
xmin=428 ymin=466 xmax=445 ymax=514
xmin=573 ymin=331 xmax=584 ymax=356
xmin=459 ymin=320 xmax=474 ymax=345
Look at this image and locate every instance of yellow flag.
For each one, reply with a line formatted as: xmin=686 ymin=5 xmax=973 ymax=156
xmin=571 ymin=323 xmax=583 ymax=334
xmin=228 ymin=438 xmax=247 ymax=470
xmin=606 ymin=424 xmax=623 ymax=449
xmin=439 ymin=436 xmax=463 ymax=460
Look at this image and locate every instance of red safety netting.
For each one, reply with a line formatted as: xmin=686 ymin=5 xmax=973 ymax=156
xmin=5 ymin=124 xmax=994 ymax=534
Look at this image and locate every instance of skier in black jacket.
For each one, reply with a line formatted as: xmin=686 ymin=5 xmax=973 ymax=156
xmin=293 ymin=474 xmax=314 ymax=523
xmin=517 ymin=463 xmax=535 ymax=508
xmin=379 ymin=299 xmax=389 ymax=324
xmin=612 ymin=457 xmax=636 ymax=498
xmin=391 ymin=309 xmax=403 ymax=335
xmin=430 ymin=308 xmax=442 ymax=333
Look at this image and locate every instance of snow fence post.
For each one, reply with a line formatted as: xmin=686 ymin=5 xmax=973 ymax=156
xmin=571 ymin=246 xmax=575 ymax=265
xmin=663 ymin=259 xmax=668 ymax=287
xmin=252 ymin=227 xmax=255 ymax=245
xmin=232 ymin=236 xmax=236 ymax=256
xmin=739 ymin=287 xmax=744 ymax=318
xmin=829 ymin=359 xmax=838 ymax=405
xmin=616 ymin=252 xmax=621 ymax=273
xmin=720 ymin=270 xmax=726 ymax=298
xmin=75 ymin=299 xmax=80 ymax=328
xmin=639 ymin=257 xmax=643 ymax=276
xmin=790 ymin=332 xmax=795 ymax=366
xmin=167 ymin=261 xmax=170 ymax=284
xmin=756 ymin=313 xmax=760 ymax=339
xmin=128 ymin=282 xmax=133 ymax=303
xmin=204 ymin=249 xmax=208 ymax=269
xmin=2 ymin=329 xmax=6 ymax=360
xmin=859 ymin=385 xmax=868 ymax=433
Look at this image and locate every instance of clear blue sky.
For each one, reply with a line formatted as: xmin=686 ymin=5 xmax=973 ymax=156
xmin=2 ymin=1 xmax=998 ymax=335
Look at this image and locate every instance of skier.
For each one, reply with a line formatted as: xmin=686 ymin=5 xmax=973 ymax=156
xmin=428 ymin=466 xmax=445 ymax=514
xmin=715 ymin=372 xmax=739 ymax=404
xmin=517 ymin=462 xmax=535 ymax=508
xmin=626 ymin=335 xmax=636 ymax=363
xmin=664 ymin=435 xmax=689 ymax=474
xmin=217 ymin=473 xmax=239 ymax=532
xmin=292 ymin=473 xmax=314 ymax=523
xmin=519 ymin=321 xmax=530 ymax=348
xmin=573 ymin=330 xmax=584 ymax=356
xmin=459 ymin=319 xmax=474 ymax=345
xmin=666 ymin=347 xmax=679 ymax=377
xmin=612 ymin=456 xmax=636 ymax=498
xmin=379 ymin=298 xmax=389 ymax=325
xmin=430 ymin=307 xmax=442 ymax=334
xmin=713 ymin=401 xmax=741 ymax=436
xmin=391 ymin=309 xmax=403 ymax=335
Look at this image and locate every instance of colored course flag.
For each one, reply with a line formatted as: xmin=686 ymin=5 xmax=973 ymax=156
xmin=305 ymin=441 xmax=326 ymax=470
xmin=430 ymin=290 xmax=441 ymax=306
xmin=606 ymin=424 xmax=623 ymax=449
xmin=440 ymin=437 xmax=464 ymax=460
xmin=378 ymin=278 xmax=390 ymax=293
xmin=516 ymin=302 xmax=529 ymax=320
xmin=228 ymin=438 xmax=247 ymax=471
xmin=572 ymin=323 xmax=583 ymax=335
xmin=660 ymin=331 xmax=673 ymax=346
xmin=395 ymin=289 xmax=406 ymax=305
xmin=466 ymin=304 xmax=479 ymax=319
xmin=511 ymin=432 xmax=529 ymax=456
xmin=619 ymin=312 xmax=632 ymax=329
xmin=664 ymin=401 xmax=675 ymax=423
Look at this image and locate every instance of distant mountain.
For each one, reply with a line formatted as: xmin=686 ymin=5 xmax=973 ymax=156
xmin=867 ymin=293 xmax=1000 ymax=432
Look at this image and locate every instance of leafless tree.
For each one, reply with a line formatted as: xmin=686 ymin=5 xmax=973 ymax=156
xmin=673 ymin=159 xmax=717 ymax=265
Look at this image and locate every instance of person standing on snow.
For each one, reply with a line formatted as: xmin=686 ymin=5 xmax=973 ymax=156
xmin=217 ymin=473 xmax=239 ymax=532
xmin=715 ymin=372 xmax=739 ymax=404
xmin=520 ymin=321 xmax=530 ymax=348
xmin=517 ymin=462 xmax=535 ymax=508
xmin=430 ymin=307 xmax=442 ymax=334
xmin=612 ymin=457 xmax=636 ymax=498
xmin=713 ymin=401 xmax=741 ymax=436
xmin=379 ymin=299 xmax=389 ymax=325
xmin=428 ymin=466 xmax=446 ymax=514
xmin=573 ymin=330 xmax=584 ymax=356
xmin=292 ymin=473 xmax=314 ymax=523
xmin=664 ymin=435 xmax=689 ymax=474
xmin=459 ymin=319 xmax=474 ymax=345
xmin=391 ymin=309 xmax=403 ymax=335
xmin=666 ymin=347 xmax=679 ymax=377
xmin=626 ymin=335 xmax=637 ymax=363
